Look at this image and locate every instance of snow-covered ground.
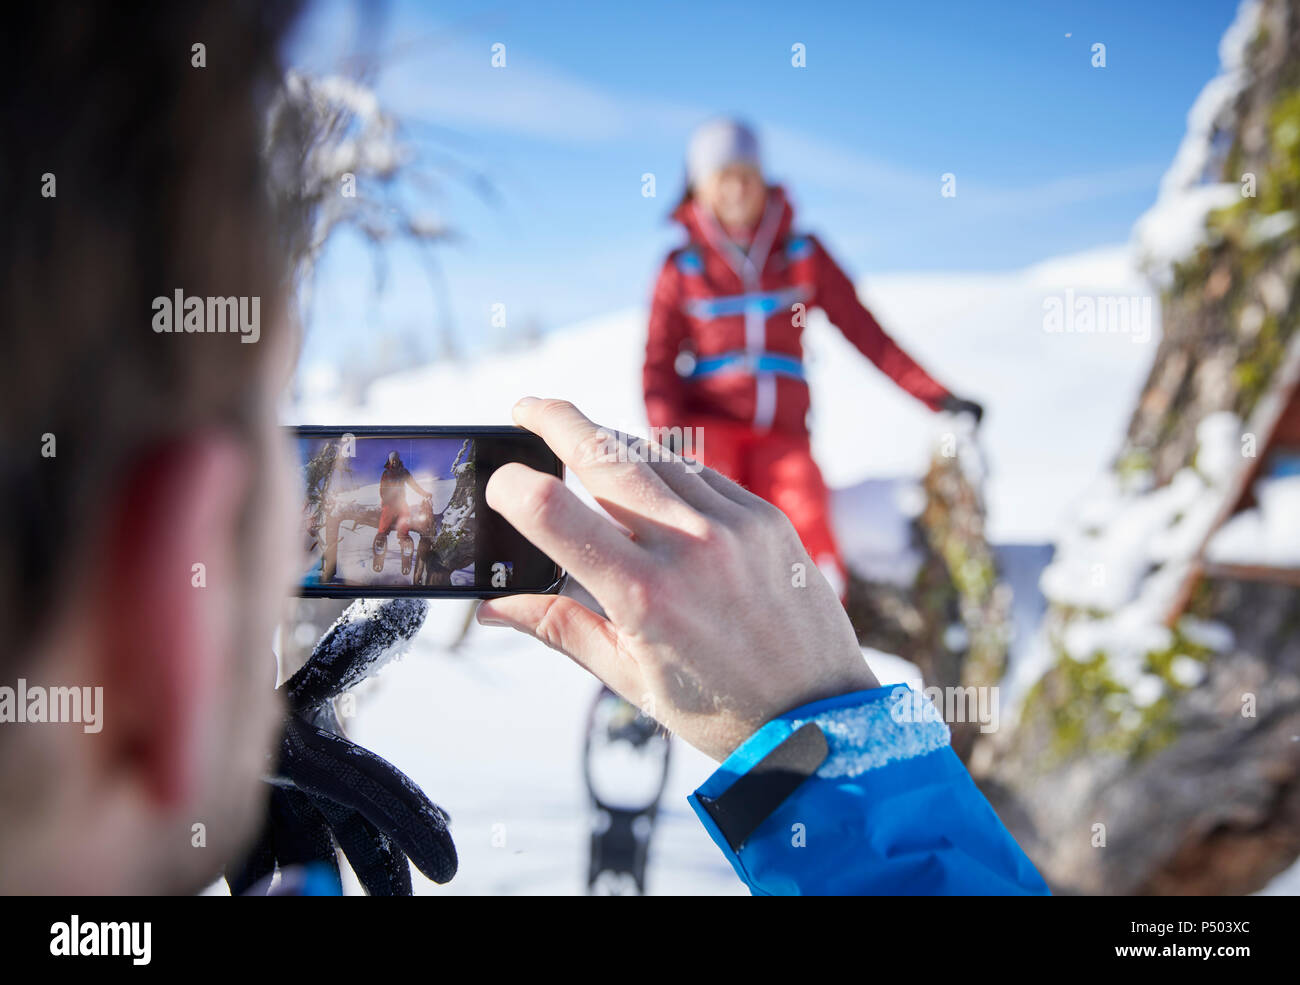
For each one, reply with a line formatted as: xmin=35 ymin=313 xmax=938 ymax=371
xmin=317 ymin=518 xmax=474 ymax=588
xmin=287 ymin=243 xmax=1163 ymax=894
xmin=309 ymin=478 xmax=472 ymax=588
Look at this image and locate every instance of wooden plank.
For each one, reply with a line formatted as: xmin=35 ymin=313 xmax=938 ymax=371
xmin=1199 ymin=560 xmax=1300 ymax=588
xmin=1163 ymin=330 xmax=1300 ymax=625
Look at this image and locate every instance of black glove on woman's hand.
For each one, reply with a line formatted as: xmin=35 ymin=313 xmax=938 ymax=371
xmin=226 ymin=598 xmax=457 ymax=896
xmin=940 ymin=393 xmax=985 ymax=425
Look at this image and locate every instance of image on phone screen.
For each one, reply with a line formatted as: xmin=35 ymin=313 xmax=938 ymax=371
xmin=299 ymin=434 xmax=476 ymax=589
xmin=294 ymin=426 xmax=563 ymax=597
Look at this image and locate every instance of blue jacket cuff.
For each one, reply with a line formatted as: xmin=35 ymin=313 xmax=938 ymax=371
xmin=687 ymin=684 xmax=1049 ymax=895
xmin=692 ymin=684 xmax=949 ymax=804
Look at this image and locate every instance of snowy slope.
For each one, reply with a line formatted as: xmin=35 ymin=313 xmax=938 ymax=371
xmin=296 ymin=243 xmax=1155 ymax=544
xmin=292 ymin=244 xmax=1155 ymax=894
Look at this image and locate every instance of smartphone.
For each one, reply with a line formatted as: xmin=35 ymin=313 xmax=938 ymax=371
xmin=292 ymin=426 xmax=564 ymax=598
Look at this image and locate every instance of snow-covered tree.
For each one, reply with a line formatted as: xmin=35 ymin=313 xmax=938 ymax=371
xmin=264 ymin=68 xmax=470 ymax=362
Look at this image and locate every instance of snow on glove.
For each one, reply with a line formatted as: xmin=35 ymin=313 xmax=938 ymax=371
xmin=226 ymin=598 xmax=457 ymax=895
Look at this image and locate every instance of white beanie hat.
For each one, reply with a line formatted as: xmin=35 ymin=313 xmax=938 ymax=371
xmin=686 ymin=118 xmax=761 ymax=187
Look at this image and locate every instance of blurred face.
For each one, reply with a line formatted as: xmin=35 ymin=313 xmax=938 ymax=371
xmin=155 ymin=326 xmax=303 ymax=893
xmin=0 ymin=321 xmax=302 ymax=895
xmin=696 ymin=164 xmax=767 ymax=235
xmin=202 ymin=336 xmax=302 ymax=874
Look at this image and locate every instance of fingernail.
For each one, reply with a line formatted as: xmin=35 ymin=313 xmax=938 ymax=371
xmin=515 ymin=396 xmax=539 ymax=409
xmin=476 ymin=605 xmax=506 ymax=627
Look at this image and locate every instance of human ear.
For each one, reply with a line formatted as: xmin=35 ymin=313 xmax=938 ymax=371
xmin=92 ymin=432 xmax=251 ymax=809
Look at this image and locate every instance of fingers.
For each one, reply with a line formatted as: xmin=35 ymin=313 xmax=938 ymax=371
xmin=283 ymin=719 xmax=457 ymax=884
xmin=692 ymin=459 xmax=770 ymax=511
xmin=485 ymin=461 xmax=650 ymax=620
xmin=512 ymin=397 xmax=759 ymax=519
xmin=308 ymin=796 xmax=413 ymax=896
xmin=476 ymin=594 xmax=641 ymax=699
xmin=636 ymin=436 xmax=744 ymax=519
xmin=511 ymin=398 xmax=708 ymax=540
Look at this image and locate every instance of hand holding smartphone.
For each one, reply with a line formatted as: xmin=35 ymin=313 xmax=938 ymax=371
xmin=293 ymin=426 xmax=564 ymax=598
xmin=298 ymin=400 xmax=877 ymax=764
xmin=473 ymin=398 xmax=878 ymax=762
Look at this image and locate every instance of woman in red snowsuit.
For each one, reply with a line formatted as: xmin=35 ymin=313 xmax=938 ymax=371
xmin=374 ymin=451 xmax=432 ymax=574
xmin=644 ymin=119 xmax=982 ymax=597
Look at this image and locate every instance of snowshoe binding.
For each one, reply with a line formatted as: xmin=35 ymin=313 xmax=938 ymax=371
xmin=582 ymin=686 xmax=671 ymax=895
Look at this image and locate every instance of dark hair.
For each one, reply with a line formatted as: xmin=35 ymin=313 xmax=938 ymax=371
xmin=0 ymin=1 xmax=302 ymax=659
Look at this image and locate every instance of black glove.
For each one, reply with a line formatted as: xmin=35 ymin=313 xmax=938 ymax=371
xmin=940 ymin=394 xmax=985 ymax=425
xmin=226 ymin=598 xmax=458 ymax=895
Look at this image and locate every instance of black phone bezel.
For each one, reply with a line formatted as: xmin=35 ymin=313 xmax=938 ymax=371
xmin=292 ymin=425 xmax=565 ymax=599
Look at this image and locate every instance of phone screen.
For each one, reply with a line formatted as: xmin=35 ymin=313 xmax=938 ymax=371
xmin=293 ymin=426 xmax=564 ymax=598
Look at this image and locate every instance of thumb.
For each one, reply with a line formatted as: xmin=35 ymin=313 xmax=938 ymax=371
xmin=476 ymin=595 xmax=640 ymax=697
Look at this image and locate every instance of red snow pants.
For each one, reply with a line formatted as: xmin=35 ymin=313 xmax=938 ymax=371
xmin=687 ymin=418 xmax=847 ymax=600
xmin=377 ymin=503 xmax=413 ymax=544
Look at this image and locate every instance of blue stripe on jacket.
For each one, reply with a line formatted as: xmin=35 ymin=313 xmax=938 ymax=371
xmin=689 ymin=350 xmax=806 ymax=381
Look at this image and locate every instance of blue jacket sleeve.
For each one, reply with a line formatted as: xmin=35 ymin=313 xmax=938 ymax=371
xmin=687 ymin=684 xmax=1049 ymax=895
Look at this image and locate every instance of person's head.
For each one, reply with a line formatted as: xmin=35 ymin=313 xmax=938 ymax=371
xmin=0 ymin=1 xmax=303 ymax=892
xmin=387 ymin=452 xmax=402 ymax=469
xmin=684 ymin=118 xmax=768 ymax=233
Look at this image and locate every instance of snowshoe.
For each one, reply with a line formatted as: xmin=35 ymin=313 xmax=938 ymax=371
xmin=400 ymin=536 xmax=414 ymax=577
xmin=582 ymin=685 xmax=671 ymax=895
xmin=371 ymin=533 xmax=387 ymax=573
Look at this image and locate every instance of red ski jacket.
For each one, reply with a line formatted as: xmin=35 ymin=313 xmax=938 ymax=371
xmin=643 ymin=186 xmax=951 ymax=436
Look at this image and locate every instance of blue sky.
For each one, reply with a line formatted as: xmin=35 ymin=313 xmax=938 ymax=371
xmin=286 ymin=0 xmax=1239 ymax=373
xmin=299 ymin=436 xmax=465 ymax=490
